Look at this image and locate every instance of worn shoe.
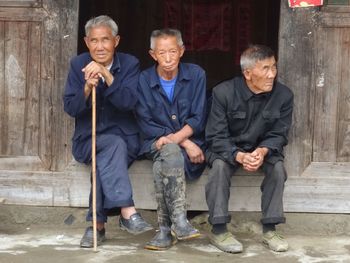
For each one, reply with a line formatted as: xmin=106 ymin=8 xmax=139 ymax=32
xmin=209 ymin=231 xmax=243 ymax=253
xmin=144 ymin=226 xmax=177 ymax=250
xmin=262 ymin=231 xmax=289 ymax=252
xmin=80 ymin=226 xmax=106 ymax=248
xmin=119 ymin=213 xmax=153 ymax=235
xmin=171 ymin=213 xmax=201 ymax=240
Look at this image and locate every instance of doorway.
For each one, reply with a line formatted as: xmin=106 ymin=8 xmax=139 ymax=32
xmin=78 ymin=0 xmax=280 ymax=88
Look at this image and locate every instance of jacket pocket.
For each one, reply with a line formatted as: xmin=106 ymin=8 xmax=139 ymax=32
xmin=227 ymin=111 xmax=247 ymax=133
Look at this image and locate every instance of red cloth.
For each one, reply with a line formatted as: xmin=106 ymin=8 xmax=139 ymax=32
xmin=164 ymin=0 xmax=232 ymax=51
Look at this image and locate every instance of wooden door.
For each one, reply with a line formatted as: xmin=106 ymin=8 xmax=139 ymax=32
xmin=0 ymin=0 xmax=81 ymax=205
xmin=278 ymin=1 xmax=350 ymax=213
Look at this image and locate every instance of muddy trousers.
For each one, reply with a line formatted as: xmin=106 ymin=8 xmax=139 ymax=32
xmin=205 ymin=159 xmax=287 ymax=225
xmin=151 ymin=144 xmax=187 ymax=227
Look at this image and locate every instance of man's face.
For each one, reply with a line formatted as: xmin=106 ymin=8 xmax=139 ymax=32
xmin=243 ymin=56 xmax=277 ymax=94
xmin=149 ymin=36 xmax=184 ymax=76
xmin=84 ymin=25 xmax=120 ymax=66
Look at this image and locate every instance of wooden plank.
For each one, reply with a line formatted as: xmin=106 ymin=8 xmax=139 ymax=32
xmin=1 ymin=160 xmax=350 ymax=213
xmin=278 ymin=1 xmax=316 ymax=176
xmin=0 ymin=21 xmax=4 ymax=155
xmin=4 ymin=21 xmax=28 ymax=156
xmin=23 ymin=22 xmax=41 ymax=155
xmin=50 ymin=0 xmax=79 ymax=171
xmin=0 ymin=0 xmax=41 ymax=7
xmin=313 ymin=27 xmax=341 ymax=161
xmin=337 ymin=29 xmax=350 ymax=161
xmin=0 ymin=7 xmax=47 ymax=21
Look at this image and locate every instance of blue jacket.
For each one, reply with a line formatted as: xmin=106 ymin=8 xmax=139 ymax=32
xmin=136 ymin=63 xmax=207 ymax=179
xmin=63 ymin=52 xmax=140 ymax=156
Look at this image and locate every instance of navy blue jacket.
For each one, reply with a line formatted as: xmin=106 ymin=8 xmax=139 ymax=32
xmin=136 ymin=63 xmax=207 ymax=179
xmin=63 ymin=52 xmax=140 ymax=159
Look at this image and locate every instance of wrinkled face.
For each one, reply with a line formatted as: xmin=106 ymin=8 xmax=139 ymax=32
xmin=243 ymin=57 xmax=277 ymax=94
xmin=149 ymin=36 xmax=184 ymax=76
xmin=84 ymin=25 xmax=120 ymax=66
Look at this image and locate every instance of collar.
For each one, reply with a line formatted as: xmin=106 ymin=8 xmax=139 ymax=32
xmin=240 ymin=78 xmax=272 ymax=101
xmin=150 ymin=63 xmax=191 ymax=89
xmin=110 ymin=53 xmax=121 ymax=74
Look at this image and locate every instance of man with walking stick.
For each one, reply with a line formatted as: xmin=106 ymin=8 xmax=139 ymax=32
xmin=63 ymin=15 xmax=152 ymax=248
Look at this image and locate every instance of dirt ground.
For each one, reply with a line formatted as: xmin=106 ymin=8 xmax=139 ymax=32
xmin=0 ymin=205 xmax=350 ymax=263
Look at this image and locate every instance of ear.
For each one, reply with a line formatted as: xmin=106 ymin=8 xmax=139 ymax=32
xmin=114 ymin=35 xmax=120 ymax=48
xmin=179 ymin=46 xmax=185 ymax=58
xmin=243 ymin=69 xmax=251 ymax=81
xmin=149 ymin=49 xmax=158 ymax=61
xmin=84 ymin=36 xmax=89 ymax=49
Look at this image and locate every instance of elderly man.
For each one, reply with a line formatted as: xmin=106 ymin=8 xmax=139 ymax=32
xmin=136 ymin=28 xmax=207 ymax=250
xmin=63 ymin=15 xmax=152 ymax=248
xmin=205 ymin=45 xmax=293 ymax=253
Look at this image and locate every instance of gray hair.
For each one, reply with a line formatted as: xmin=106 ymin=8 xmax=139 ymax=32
xmin=85 ymin=15 xmax=119 ymax=37
xmin=150 ymin=28 xmax=184 ymax=50
xmin=240 ymin=44 xmax=275 ymax=72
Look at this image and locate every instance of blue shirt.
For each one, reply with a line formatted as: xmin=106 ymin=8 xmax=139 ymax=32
xmin=159 ymin=76 xmax=177 ymax=102
xmin=63 ymin=52 xmax=140 ymax=157
xmin=136 ymin=63 xmax=207 ymax=179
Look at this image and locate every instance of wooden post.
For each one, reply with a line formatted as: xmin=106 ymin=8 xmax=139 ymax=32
xmin=91 ymin=85 xmax=97 ymax=252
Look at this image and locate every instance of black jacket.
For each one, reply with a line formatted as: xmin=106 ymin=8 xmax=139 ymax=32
xmin=205 ymin=77 xmax=294 ymax=166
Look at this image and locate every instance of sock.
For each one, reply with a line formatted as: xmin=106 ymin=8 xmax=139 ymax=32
xmin=263 ymin=223 xmax=276 ymax=233
xmin=211 ymin=223 xmax=228 ymax=235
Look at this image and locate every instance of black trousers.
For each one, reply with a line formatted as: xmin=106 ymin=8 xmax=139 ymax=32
xmin=205 ymin=159 xmax=287 ymax=225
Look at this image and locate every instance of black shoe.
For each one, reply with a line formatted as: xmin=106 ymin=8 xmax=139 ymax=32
xmin=80 ymin=226 xmax=106 ymax=248
xmin=171 ymin=213 xmax=200 ymax=240
xmin=119 ymin=213 xmax=153 ymax=235
xmin=144 ymin=226 xmax=177 ymax=250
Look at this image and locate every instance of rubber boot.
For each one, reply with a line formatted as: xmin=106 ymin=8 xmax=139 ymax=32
xmin=144 ymin=225 xmax=177 ymax=250
xmin=171 ymin=212 xmax=200 ymax=240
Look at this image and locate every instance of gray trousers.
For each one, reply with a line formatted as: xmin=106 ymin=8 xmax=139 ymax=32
xmin=205 ymin=159 xmax=287 ymax=225
xmin=148 ymin=143 xmax=186 ymax=226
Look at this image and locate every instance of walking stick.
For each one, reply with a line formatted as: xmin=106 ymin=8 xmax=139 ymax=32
xmin=91 ymin=85 xmax=98 ymax=252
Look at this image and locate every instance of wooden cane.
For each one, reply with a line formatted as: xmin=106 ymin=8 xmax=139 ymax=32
xmin=91 ymin=85 xmax=98 ymax=252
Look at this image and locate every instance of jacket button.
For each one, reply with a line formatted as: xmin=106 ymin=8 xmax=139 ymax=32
xmin=171 ymin=114 xmax=177 ymax=120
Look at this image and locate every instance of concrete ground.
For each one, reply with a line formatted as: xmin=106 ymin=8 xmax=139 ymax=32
xmin=0 ymin=205 xmax=350 ymax=263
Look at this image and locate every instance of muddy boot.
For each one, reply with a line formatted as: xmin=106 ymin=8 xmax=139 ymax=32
xmin=144 ymin=225 xmax=177 ymax=250
xmin=171 ymin=212 xmax=200 ymax=240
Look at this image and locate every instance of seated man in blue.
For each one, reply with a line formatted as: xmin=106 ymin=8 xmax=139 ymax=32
xmin=136 ymin=28 xmax=207 ymax=250
xmin=63 ymin=15 xmax=152 ymax=248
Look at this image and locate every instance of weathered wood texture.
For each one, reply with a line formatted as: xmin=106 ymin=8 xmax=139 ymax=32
xmin=0 ymin=0 xmax=78 ymax=171
xmin=278 ymin=2 xmax=350 ymax=178
xmin=1 ymin=160 xmax=350 ymax=213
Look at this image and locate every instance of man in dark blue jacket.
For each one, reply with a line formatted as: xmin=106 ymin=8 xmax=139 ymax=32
xmin=63 ymin=15 xmax=152 ymax=248
xmin=205 ymin=45 xmax=293 ymax=253
xmin=136 ymin=29 xmax=207 ymax=250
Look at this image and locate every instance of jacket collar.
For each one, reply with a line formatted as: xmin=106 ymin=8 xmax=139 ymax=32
xmin=149 ymin=63 xmax=191 ymax=88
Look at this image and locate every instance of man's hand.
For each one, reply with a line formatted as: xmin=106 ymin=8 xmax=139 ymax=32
xmin=155 ymin=136 xmax=174 ymax=150
xmin=181 ymin=140 xmax=205 ymax=164
xmin=235 ymin=147 xmax=268 ymax=172
xmin=84 ymin=77 xmax=99 ymax=98
xmin=82 ymin=61 xmax=114 ymax=86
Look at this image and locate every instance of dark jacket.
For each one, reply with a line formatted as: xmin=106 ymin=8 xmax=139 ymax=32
xmin=63 ymin=52 xmax=140 ymax=160
xmin=205 ymin=76 xmax=294 ymax=166
xmin=136 ymin=63 xmax=207 ymax=179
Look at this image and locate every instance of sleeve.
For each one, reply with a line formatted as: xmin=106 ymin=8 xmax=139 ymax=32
xmin=205 ymin=87 xmax=241 ymax=165
xmin=135 ymin=73 xmax=172 ymax=143
xmin=184 ymin=69 xmax=207 ymax=135
xmin=258 ymin=91 xmax=294 ymax=153
xmin=63 ymin=59 xmax=91 ymax=118
xmin=104 ymin=57 xmax=140 ymax=111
